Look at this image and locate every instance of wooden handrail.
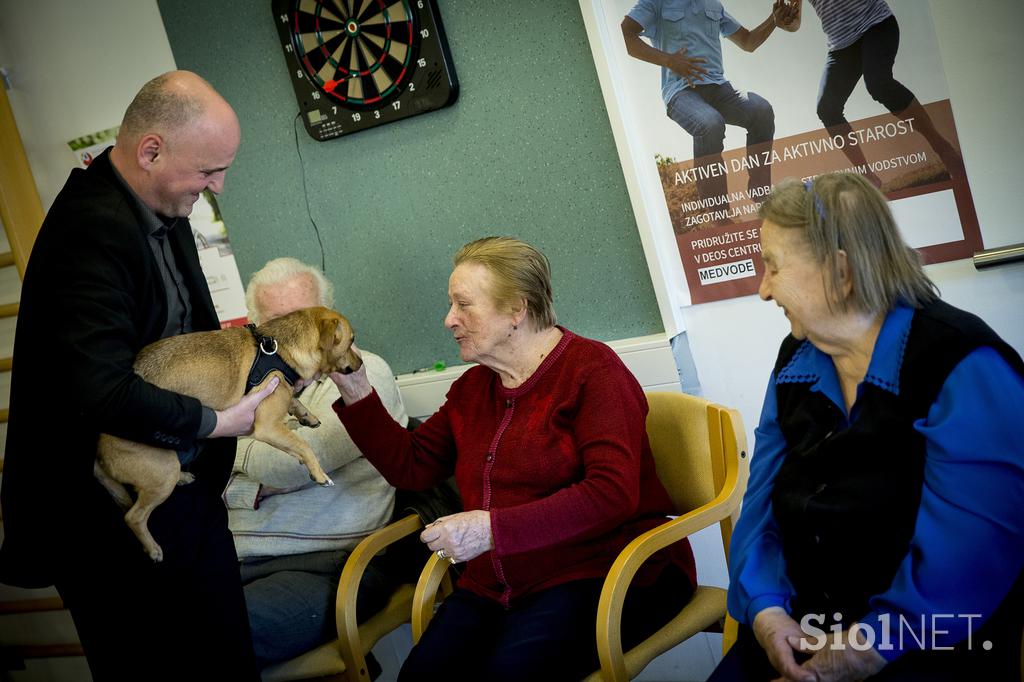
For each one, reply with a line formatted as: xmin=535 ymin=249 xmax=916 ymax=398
xmin=1 ymin=84 xmax=45 ymax=278
xmin=0 ymin=599 xmax=84 ymax=661
xmin=0 ymin=597 xmax=66 ymax=615
xmin=0 ymin=303 xmax=18 ymax=319
xmin=0 ymin=357 xmax=12 ymax=372
xmin=0 ymin=600 xmax=84 ymax=662
xmin=0 ymin=643 xmax=85 ymax=659
xmin=0 ymin=252 xmax=14 ymax=268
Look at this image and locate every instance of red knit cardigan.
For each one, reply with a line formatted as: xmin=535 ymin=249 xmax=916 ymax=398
xmin=334 ymin=328 xmax=696 ymax=606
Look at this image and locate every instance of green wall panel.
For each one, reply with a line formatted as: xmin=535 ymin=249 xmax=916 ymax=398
xmin=157 ymin=0 xmax=663 ymax=373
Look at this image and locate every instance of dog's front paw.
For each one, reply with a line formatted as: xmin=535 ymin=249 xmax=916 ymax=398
xmin=177 ymin=472 xmax=196 ymax=486
xmin=147 ymin=545 xmax=164 ymax=562
xmin=315 ymin=475 xmax=335 ymax=488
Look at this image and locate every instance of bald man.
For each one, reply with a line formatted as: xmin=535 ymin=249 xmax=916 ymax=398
xmin=1 ymin=71 xmax=269 ymax=680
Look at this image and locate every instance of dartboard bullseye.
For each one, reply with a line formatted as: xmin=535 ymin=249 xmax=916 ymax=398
xmin=273 ymin=0 xmax=458 ymax=140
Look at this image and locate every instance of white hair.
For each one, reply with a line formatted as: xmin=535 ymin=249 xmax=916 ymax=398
xmin=245 ymin=257 xmax=334 ymax=324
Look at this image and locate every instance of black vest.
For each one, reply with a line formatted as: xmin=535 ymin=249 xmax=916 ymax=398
xmin=769 ymin=300 xmax=1024 ymax=626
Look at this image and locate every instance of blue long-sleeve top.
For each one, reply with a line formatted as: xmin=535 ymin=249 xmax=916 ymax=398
xmin=727 ymin=304 xmax=1024 ymax=661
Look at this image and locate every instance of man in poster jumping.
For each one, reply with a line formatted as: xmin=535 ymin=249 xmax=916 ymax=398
xmin=622 ymin=0 xmax=782 ymax=224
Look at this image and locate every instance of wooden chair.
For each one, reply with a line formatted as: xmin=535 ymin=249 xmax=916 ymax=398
xmin=411 ymin=391 xmax=749 ymax=681
xmin=260 ymin=513 xmax=425 ymax=682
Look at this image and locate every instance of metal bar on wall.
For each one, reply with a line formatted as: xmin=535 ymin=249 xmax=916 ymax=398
xmin=973 ymin=243 xmax=1024 ymax=270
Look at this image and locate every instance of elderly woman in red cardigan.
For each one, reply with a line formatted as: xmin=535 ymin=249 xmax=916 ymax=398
xmin=330 ymin=236 xmax=695 ymax=680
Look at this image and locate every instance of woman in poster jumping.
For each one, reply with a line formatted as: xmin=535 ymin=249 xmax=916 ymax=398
xmin=774 ymin=0 xmax=963 ymax=187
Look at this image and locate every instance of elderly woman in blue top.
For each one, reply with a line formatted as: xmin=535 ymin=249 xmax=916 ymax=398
xmin=709 ymin=172 xmax=1024 ymax=682
xmin=622 ymin=0 xmax=780 ymax=222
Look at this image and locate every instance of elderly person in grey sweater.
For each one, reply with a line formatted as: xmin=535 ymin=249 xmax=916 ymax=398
xmin=224 ymin=257 xmax=408 ymax=668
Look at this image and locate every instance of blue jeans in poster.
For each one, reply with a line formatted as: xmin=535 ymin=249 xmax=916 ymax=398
xmin=667 ymin=81 xmax=775 ymax=213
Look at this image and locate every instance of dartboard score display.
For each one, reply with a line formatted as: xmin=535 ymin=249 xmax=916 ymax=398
xmin=273 ymin=0 xmax=458 ymax=140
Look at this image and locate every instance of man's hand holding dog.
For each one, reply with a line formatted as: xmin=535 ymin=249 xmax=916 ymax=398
xmin=210 ymin=376 xmax=280 ymax=438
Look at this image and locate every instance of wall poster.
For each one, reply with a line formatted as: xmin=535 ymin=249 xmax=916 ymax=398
xmin=580 ymin=0 xmax=981 ymax=311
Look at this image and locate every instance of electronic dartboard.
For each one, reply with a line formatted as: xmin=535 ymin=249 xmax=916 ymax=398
xmin=272 ymin=0 xmax=458 ymax=141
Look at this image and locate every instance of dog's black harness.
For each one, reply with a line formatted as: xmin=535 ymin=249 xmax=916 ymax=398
xmin=245 ymin=323 xmax=301 ymax=393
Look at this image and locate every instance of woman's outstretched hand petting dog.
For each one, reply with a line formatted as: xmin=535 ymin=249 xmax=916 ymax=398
xmin=330 ymin=344 xmax=372 ymax=405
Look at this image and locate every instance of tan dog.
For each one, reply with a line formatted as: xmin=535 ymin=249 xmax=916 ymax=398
xmin=94 ymin=306 xmax=361 ymax=561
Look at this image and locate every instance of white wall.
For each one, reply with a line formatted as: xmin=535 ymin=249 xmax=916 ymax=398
xmin=396 ymin=333 xmax=682 ymax=419
xmin=0 ymin=0 xmax=176 ymax=211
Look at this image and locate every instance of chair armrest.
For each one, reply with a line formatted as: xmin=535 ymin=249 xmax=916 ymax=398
xmin=595 ymin=407 xmax=749 ymax=682
xmin=411 ymin=551 xmax=454 ymax=644
xmin=335 ymin=513 xmax=424 ymax=680
xmin=723 ymin=612 xmax=740 ymax=655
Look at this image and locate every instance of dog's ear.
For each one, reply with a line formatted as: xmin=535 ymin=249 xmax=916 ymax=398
xmin=319 ymin=314 xmax=349 ymax=353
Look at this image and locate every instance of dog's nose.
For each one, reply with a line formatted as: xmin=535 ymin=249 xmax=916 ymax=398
xmin=340 ymin=366 xmax=354 ymax=375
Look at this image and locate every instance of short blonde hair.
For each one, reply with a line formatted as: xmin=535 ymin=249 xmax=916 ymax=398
xmin=454 ymin=237 xmax=556 ymax=330
xmin=245 ymin=257 xmax=334 ymax=324
xmin=759 ymin=173 xmax=937 ymax=313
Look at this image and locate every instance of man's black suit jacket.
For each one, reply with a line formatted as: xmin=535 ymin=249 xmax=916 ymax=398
xmin=0 ymin=149 xmax=233 ymax=587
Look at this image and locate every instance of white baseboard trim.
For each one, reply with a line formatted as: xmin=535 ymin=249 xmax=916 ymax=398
xmin=396 ymin=333 xmax=681 ymax=419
